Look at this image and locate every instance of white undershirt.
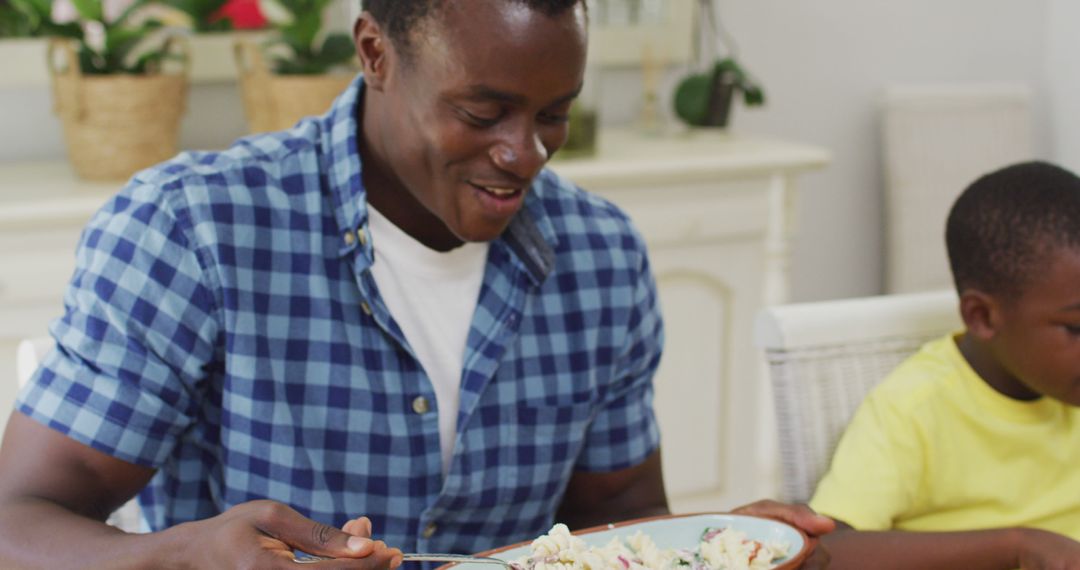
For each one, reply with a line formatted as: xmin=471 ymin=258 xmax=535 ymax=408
xmin=366 ymin=205 xmax=489 ymax=475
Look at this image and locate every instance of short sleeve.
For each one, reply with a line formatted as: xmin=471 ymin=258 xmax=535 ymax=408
xmin=809 ymin=389 xmax=925 ymax=530
xmin=575 ymin=231 xmax=663 ymax=472
xmin=16 ymin=184 xmax=220 ymax=467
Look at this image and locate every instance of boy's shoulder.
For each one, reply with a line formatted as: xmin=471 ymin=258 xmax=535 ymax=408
xmin=868 ymin=334 xmax=970 ymax=413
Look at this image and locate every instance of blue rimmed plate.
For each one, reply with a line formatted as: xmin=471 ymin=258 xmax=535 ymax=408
xmin=444 ymin=512 xmax=814 ymax=569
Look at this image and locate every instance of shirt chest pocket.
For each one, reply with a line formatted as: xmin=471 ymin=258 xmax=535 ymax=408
xmin=492 ymin=389 xmax=597 ymax=488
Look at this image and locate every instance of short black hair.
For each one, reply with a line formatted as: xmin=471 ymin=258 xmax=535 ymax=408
xmin=362 ymin=0 xmax=584 ymax=58
xmin=946 ymin=160 xmax=1080 ymax=298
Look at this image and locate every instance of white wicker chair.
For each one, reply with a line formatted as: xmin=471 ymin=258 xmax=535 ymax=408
xmin=16 ymin=337 xmax=145 ymax=533
xmin=753 ymin=290 xmax=962 ymax=504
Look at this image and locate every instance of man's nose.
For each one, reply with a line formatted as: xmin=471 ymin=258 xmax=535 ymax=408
xmin=489 ymin=125 xmax=548 ymax=180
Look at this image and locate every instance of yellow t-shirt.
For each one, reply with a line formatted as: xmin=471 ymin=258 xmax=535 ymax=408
xmin=810 ymin=333 xmax=1080 ymax=538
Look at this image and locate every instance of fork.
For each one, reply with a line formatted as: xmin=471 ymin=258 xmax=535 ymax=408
xmin=293 ymin=552 xmax=518 ymax=568
xmin=399 ymin=553 xmax=517 ymax=567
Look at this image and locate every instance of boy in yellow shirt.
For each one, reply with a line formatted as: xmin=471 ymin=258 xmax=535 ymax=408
xmin=810 ymin=161 xmax=1080 ymax=569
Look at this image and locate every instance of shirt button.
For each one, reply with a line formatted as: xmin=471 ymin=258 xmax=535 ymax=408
xmin=422 ymin=522 xmax=437 ymax=538
xmin=412 ymin=396 xmax=430 ymax=415
xmin=343 ymin=231 xmax=355 ymax=246
xmin=360 ymin=302 xmax=372 ymax=316
xmin=356 ymin=227 xmax=367 ymax=247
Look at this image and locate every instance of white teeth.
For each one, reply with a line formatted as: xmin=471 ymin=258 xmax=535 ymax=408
xmin=484 ymin=186 xmax=518 ymax=196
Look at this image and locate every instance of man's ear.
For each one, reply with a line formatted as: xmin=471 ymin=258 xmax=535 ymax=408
xmin=354 ymin=13 xmax=390 ymax=90
xmin=959 ymin=289 xmax=1001 ymax=341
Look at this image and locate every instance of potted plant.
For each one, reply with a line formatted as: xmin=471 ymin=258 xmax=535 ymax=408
xmin=234 ymin=0 xmax=356 ymax=133
xmin=673 ymin=0 xmax=765 ymax=129
xmin=41 ymin=0 xmax=194 ymax=180
xmin=673 ymin=57 xmax=764 ymax=128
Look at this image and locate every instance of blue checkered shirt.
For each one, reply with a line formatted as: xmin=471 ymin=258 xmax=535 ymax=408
xmin=17 ymin=75 xmax=663 ymax=555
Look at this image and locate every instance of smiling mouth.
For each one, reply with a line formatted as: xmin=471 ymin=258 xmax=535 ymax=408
xmin=472 ymin=183 xmax=523 ymax=198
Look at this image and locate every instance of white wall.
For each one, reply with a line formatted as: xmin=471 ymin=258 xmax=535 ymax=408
xmin=1047 ymin=0 xmax=1080 ymax=175
xmin=711 ymin=0 xmax=1053 ymax=301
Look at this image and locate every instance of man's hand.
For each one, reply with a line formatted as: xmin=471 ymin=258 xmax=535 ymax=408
xmin=731 ymin=499 xmax=835 ymax=570
xmin=0 ymin=413 xmax=401 ymax=569
xmin=1015 ymin=527 xmax=1080 ymax=570
xmin=171 ymin=501 xmax=402 ymax=569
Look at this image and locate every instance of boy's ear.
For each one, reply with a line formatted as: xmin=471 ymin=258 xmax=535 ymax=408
xmin=959 ymin=289 xmax=1001 ymax=341
xmin=354 ymin=13 xmax=390 ymax=91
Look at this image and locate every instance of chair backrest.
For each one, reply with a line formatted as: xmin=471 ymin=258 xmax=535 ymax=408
xmin=16 ymin=337 xmax=54 ymax=388
xmin=882 ymin=83 xmax=1032 ymax=293
xmin=14 ymin=336 xmax=145 ymax=533
xmin=754 ymin=290 xmax=962 ymax=503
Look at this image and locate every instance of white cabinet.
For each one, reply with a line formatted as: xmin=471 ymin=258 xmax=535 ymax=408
xmin=552 ymin=129 xmax=828 ymax=512
xmin=0 ymin=129 xmax=828 ymax=512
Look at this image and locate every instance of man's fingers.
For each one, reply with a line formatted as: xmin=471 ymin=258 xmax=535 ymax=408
xmin=248 ymin=501 xmax=387 ymax=560
xmin=731 ymin=500 xmax=836 ymax=536
xmin=342 ymin=516 xmax=373 ymax=538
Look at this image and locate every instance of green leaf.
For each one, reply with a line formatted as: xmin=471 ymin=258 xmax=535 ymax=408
xmin=4 ymin=1 xmax=35 ymax=33
xmin=673 ymin=73 xmax=711 ymax=126
xmin=315 ymin=33 xmax=354 ymax=66
xmin=161 ymin=0 xmax=229 ymax=27
xmin=285 ymin=9 xmax=320 ymax=52
xmin=712 ymin=57 xmax=765 ymax=106
xmin=742 ymin=85 xmax=765 ymax=106
xmin=78 ymin=43 xmax=109 ymax=73
xmin=271 ymin=56 xmax=317 ymax=74
xmin=113 ymin=0 xmax=148 ymax=26
xmin=44 ymin=20 xmax=82 ymax=38
xmin=202 ymin=17 xmax=230 ymax=31
xmin=18 ymin=0 xmax=53 ymax=19
xmin=106 ymin=25 xmax=146 ymax=52
xmin=69 ymin=0 xmax=103 ymax=22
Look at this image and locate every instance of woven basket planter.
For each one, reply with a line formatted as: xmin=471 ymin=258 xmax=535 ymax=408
xmin=49 ymin=39 xmax=189 ymax=182
xmin=234 ymin=40 xmax=355 ymax=133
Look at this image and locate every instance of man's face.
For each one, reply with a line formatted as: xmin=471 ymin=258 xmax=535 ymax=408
xmin=990 ymin=246 xmax=1080 ymax=406
xmin=368 ymin=0 xmax=587 ymax=247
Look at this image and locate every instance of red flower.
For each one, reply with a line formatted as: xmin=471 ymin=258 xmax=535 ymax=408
xmin=211 ymin=0 xmax=266 ymax=29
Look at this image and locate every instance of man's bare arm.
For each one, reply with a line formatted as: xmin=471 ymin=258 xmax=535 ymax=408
xmin=554 ymin=449 xmax=669 ymax=530
xmin=0 ymin=411 xmax=402 ymax=569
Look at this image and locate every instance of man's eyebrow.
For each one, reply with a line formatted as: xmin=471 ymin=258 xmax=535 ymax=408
xmin=461 ymin=83 xmax=584 ymax=106
xmin=1057 ymin=301 xmax=1080 ymax=312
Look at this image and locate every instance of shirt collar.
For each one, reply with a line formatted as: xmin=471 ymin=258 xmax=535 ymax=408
xmin=321 ymin=74 xmax=558 ymax=284
xmin=322 ymin=73 xmax=368 ymax=261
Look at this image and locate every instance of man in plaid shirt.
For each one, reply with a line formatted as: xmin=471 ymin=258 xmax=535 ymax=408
xmin=0 ymin=0 xmax=833 ymax=568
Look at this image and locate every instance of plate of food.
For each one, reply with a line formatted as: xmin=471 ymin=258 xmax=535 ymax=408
xmin=442 ymin=512 xmax=813 ymax=569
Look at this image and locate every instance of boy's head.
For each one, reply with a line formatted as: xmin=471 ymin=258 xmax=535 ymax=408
xmin=947 ymin=161 xmax=1080 ymax=299
xmin=946 ymin=161 xmax=1080 ymax=405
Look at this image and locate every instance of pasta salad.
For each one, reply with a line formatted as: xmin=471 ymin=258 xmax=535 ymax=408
xmin=512 ymin=522 xmax=789 ymax=570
